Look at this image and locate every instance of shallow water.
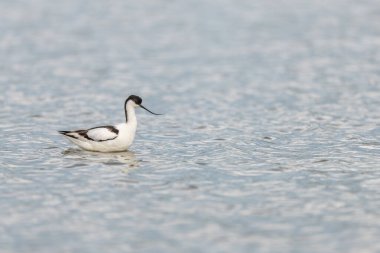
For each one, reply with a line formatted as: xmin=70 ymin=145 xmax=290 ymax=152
xmin=1 ymin=0 xmax=380 ymax=252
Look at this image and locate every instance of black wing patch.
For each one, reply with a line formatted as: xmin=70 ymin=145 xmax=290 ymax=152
xmin=59 ymin=126 xmax=119 ymax=142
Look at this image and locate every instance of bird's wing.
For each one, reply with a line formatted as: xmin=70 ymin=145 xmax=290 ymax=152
xmin=60 ymin=126 xmax=119 ymax=142
xmin=84 ymin=126 xmax=119 ymax=142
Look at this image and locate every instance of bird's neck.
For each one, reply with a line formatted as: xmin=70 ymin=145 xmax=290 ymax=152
xmin=125 ymin=102 xmax=137 ymax=123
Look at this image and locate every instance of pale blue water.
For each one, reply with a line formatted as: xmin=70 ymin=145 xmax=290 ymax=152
xmin=1 ymin=0 xmax=380 ymax=252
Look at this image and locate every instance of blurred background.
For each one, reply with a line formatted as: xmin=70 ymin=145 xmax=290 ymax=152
xmin=1 ymin=0 xmax=380 ymax=252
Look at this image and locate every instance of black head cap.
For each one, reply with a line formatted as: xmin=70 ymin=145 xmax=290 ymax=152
xmin=128 ymin=95 xmax=142 ymax=105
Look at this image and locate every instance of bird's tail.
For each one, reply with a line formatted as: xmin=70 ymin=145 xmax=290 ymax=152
xmin=59 ymin=131 xmax=77 ymax=138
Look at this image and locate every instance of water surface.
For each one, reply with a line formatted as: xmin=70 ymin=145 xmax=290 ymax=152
xmin=1 ymin=0 xmax=380 ymax=252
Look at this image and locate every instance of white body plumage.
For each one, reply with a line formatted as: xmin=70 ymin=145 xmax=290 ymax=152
xmin=63 ymin=122 xmax=137 ymax=152
xmin=59 ymin=95 xmax=160 ymax=152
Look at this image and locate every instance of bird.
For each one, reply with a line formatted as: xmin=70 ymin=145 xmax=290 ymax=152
xmin=59 ymin=95 xmax=161 ymax=152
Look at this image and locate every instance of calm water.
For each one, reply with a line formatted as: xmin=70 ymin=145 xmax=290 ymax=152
xmin=1 ymin=0 xmax=380 ymax=252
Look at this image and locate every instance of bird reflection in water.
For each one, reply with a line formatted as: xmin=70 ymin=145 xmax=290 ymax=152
xmin=62 ymin=148 xmax=139 ymax=174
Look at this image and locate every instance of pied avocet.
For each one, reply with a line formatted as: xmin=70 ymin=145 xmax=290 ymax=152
xmin=59 ymin=95 xmax=161 ymax=152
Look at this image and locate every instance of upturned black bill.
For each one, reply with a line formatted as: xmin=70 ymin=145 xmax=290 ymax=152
xmin=140 ymin=105 xmax=162 ymax=115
